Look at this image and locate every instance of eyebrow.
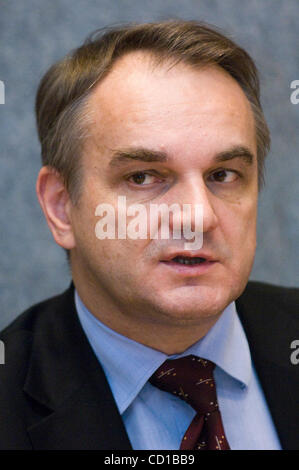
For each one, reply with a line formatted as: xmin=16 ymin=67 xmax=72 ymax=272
xmin=214 ymin=146 xmax=254 ymax=166
xmin=109 ymin=148 xmax=168 ymax=167
xmin=108 ymin=145 xmax=255 ymax=167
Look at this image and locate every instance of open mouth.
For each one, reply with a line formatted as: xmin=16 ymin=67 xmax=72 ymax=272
xmin=171 ymin=256 xmax=207 ymax=265
xmin=160 ymin=253 xmax=216 ymax=275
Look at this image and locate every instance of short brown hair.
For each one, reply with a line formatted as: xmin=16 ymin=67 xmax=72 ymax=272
xmin=36 ymin=19 xmax=270 ymax=203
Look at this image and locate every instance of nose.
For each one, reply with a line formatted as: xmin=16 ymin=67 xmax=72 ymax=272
xmin=166 ymin=175 xmax=219 ymax=237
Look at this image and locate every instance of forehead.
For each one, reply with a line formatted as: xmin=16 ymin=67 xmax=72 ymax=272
xmin=85 ymin=51 xmax=256 ymax=161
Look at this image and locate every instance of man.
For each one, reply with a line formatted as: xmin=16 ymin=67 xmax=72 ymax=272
xmin=0 ymin=20 xmax=298 ymax=450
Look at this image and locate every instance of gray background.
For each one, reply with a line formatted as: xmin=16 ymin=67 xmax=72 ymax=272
xmin=0 ymin=0 xmax=298 ymax=330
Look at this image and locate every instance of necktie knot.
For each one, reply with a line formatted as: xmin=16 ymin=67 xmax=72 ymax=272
xmin=149 ymin=355 xmax=218 ymax=414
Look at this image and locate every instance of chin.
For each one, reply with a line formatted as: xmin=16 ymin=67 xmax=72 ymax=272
xmin=150 ymin=284 xmax=236 ymax=324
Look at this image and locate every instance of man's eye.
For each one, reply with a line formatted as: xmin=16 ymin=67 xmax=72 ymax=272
xmin=128 ymin=172 xmax=158 ymax=185
xmin=209 ymin=169 xmax=238 ymax=183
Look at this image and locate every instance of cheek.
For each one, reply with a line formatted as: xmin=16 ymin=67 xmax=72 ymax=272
xmin=220 ymin=199 xmax=257 ymax=254
xmin=70 ymin=198 xmax=102 ymax=256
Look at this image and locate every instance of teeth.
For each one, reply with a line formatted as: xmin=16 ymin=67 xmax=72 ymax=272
xmin=173 ymin=256 xmax=206 ymax=265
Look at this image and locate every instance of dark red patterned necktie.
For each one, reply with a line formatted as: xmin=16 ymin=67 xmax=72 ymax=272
xmin=149 ymin=355 xmax=230 ymax=450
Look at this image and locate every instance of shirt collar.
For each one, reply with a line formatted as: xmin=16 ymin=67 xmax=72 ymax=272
xmin=183 ymin=302 xmax=251 ymax=388
xmin=75 ymin=290 xmax=251 ymax=414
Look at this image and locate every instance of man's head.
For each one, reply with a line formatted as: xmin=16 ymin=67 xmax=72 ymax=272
xmin=36 ymin=20 xmax=270 ymax=352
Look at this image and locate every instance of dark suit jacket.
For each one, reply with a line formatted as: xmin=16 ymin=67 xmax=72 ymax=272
xmin=0 ymin=281 xmax=298 ymax=450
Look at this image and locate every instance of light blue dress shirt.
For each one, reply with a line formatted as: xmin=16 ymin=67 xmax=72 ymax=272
xmin=75 ymin=290 xmax=281 ymax=450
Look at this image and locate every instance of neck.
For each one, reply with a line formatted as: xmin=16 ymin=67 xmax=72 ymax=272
xmin=73 ymin=276 xmax=222 ymax=355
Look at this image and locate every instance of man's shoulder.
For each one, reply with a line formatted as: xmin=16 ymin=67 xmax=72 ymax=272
xmin=0 ymin=283 xmax=74 ymax=339
xmin=0 ymin=286 xmax=76 ymax=449
xmin=0 ymin=282 xmax=131 ymax=450
xmin=236 ymin=280 xmax=299 ymax=363
xmin=0 ymin=283 xmax=75 ymax=388
xmin=237 ymin=281 xmax=299 ymax=451
xmin=237 ymin=280 xmax=299 ymax=317
xmin=243 ymin=279 xmax=299 ymax=298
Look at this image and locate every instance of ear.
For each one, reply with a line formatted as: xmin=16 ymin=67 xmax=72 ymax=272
xmin=36 ymin=166 xmax=76 ymax=250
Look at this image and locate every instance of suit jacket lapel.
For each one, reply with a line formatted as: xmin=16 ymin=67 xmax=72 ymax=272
xmin=236 ymin=282 xmax=299 ymax=450
xmin=23 ymin=283 xmax=132 ymax=450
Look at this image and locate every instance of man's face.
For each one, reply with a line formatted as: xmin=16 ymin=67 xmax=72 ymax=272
xmin=69 ymin=52 xmax=258 ymax=331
